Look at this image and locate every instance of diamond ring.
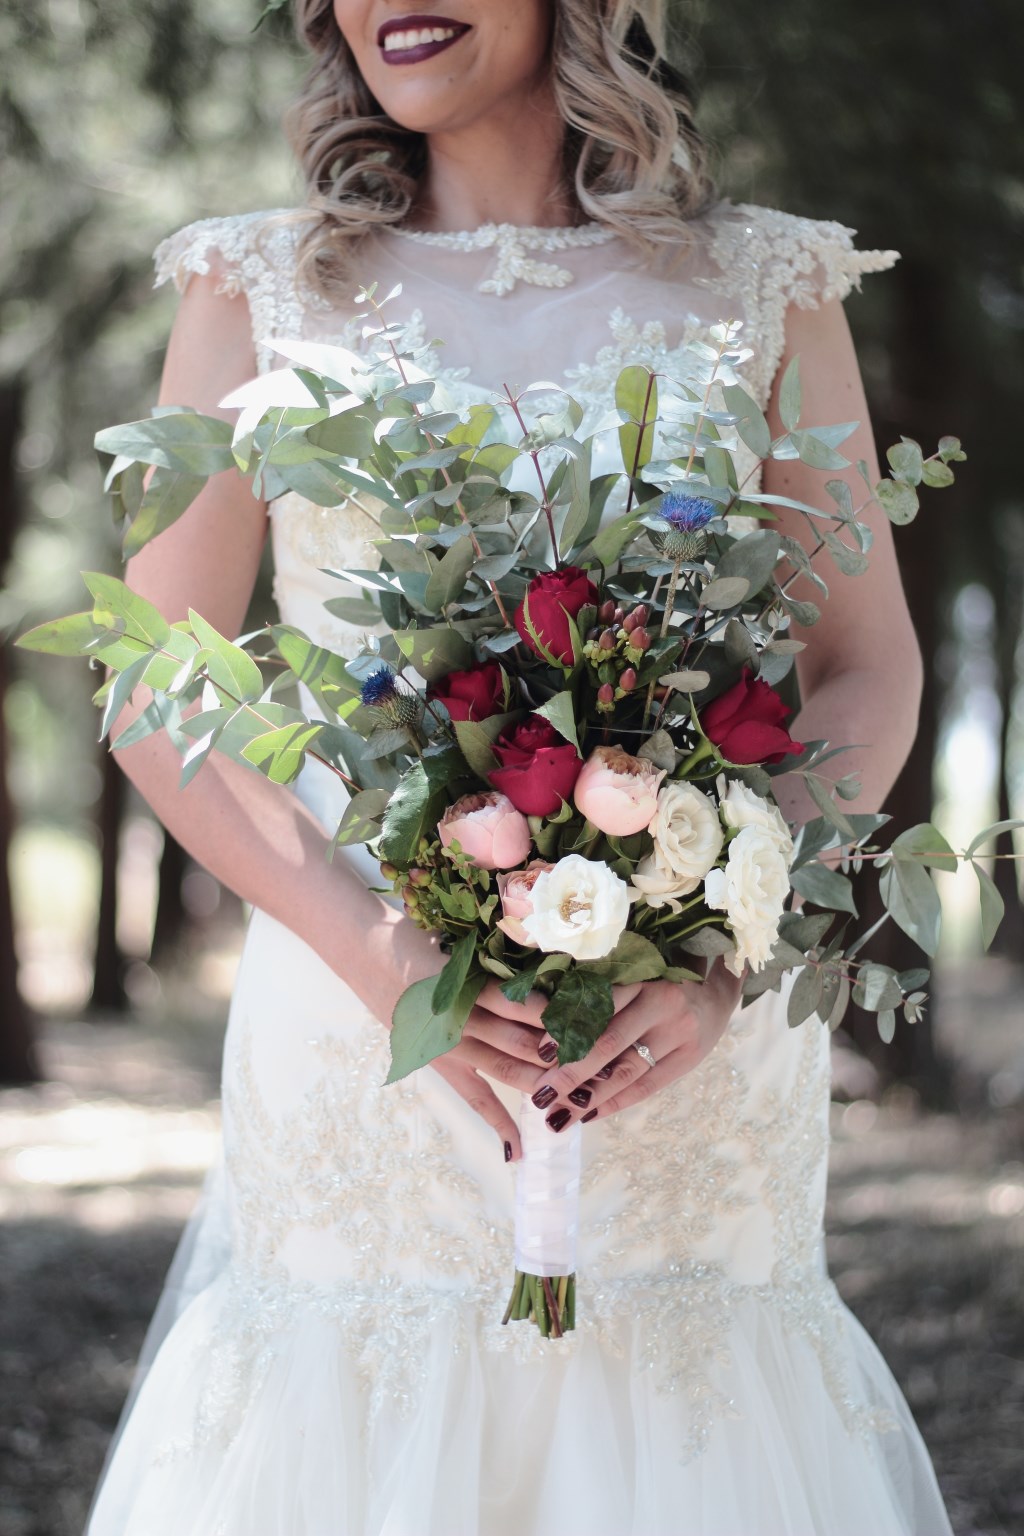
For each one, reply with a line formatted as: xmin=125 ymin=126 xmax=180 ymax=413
xmin=633 ymin=1042 xmax=657 ymax=1069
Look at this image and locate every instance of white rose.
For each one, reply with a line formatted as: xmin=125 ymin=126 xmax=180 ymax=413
xmin=704 ymin=824 xmax=790 ymax=976
xmin=716 ymin=774 xmax=794 ymax=865
xmin=630 ymin=781 xmax=725 ymax=910
xmin=522 ymin=853 xmax=630 ymax=961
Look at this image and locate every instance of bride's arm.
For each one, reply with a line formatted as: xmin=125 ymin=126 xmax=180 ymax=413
xmin=763 ymin=295 xmax=924 ymax=825
xmin=108 ymin=269 xmax=548 ymax=1156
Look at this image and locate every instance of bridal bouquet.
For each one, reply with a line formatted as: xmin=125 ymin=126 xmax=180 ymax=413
xmin=19 ymin=286 xmax=1014 ymax=1338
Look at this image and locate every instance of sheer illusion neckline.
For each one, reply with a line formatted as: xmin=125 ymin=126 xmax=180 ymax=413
xmin=387 ymin=220 xmax=619 ymax=296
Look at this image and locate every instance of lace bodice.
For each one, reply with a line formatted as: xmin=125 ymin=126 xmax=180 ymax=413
xmin=152 ymin=201 xmax=897 ymax=849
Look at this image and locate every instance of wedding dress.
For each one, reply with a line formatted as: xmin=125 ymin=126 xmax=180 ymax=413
xmin=84 ymin=201 xmax=954 ymax=1536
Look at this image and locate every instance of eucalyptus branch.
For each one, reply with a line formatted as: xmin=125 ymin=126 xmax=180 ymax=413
xmin=622 ymin=368 xmax=659 ymax=522
xmin=361 ymin=291 xmax=513 ymax=628
xmin=501 ymin=383 xmax=559 ymax=562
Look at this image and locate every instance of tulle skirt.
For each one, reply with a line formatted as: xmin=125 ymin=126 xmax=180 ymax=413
xmin=84 ymin=901 xmax=953 ymax=1536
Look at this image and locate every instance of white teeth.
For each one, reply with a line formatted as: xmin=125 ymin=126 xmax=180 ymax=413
xmin=383 ymin=25 xmax=458 ymax=52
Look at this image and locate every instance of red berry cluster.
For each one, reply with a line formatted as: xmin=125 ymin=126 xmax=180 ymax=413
xmin=582 ymin=600 xmax=652 ymax=713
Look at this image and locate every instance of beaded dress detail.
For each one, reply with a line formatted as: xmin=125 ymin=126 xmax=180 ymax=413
xmin=85 ymin=202 xmax=952 ymax=1536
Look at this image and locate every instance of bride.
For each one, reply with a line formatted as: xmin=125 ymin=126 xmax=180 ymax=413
xmin=85 ymin=2 xmax=954 ymax=1532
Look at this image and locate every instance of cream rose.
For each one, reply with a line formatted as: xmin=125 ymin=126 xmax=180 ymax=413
xmin=716 ymin=773 xmax=794 ymax=865
xmin=703 ymin=824 xmax=790 ymax=976
xmin=573 ymin=745 xmax=665 ymax=836
xmin=521 ymin=853 xmax=630 ymax=961
xmin=630 ymin=781 xmax=725 ymax=910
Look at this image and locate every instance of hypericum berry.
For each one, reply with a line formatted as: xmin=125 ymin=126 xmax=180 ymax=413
xmin=612 ymin=607 xmax=625 ymax=625
xmin=379 ymin=862 xmax=399 ymax=881
xmin=597 ymin=682 xmax=615 ymax=711
xmin=619 ymin=666 xmax=638 ymax=692
xmin=631 ymin=604 xmax=649 ymax=628
xmin=598 ymin=628 xmax=616 ymax=651
xmin=408 ymin=866 xmax=431 ymax=886
xmin=631 ymin=627 xmax=651 ymax=651
xmin=622 ymin=610 xmax=638 ymax=633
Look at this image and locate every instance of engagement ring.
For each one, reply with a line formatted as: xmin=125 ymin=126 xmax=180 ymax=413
xmin=633 ymin=1042 xmax=657 ymax=1069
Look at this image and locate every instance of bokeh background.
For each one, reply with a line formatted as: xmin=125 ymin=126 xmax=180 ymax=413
xmin=1 ymin=1 xmax=1022 ymax=1531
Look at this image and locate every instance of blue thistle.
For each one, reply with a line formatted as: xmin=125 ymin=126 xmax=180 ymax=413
xmin=657 ymin=492 xmax=719 ymax=560
xmin=360 ymin=666 xmax=398 ymax=708
xmin=660 ymin=493 xmax=719 ymax=534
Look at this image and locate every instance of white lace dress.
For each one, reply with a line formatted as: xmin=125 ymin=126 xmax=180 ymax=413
xmin=85 ymin=202 xmax=954 ymax=1536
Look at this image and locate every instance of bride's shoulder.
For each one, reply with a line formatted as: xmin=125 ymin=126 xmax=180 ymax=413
xmin=697 ymin=196 xmax=900 ymax=308
xmin=152 ymin=206 xmax=303 ymax=298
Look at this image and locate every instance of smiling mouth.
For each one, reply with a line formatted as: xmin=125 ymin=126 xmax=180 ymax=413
xmin=377 ymin=13 xmax=471 ymax=65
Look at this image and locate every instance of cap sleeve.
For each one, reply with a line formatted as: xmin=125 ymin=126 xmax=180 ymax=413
xmin=152 ymin=208 xmax=301 ymax=372
xmin=706 ymin=201 xmax=900 ymax=406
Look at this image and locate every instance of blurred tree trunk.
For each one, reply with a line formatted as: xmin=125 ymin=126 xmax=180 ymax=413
xmin=150 ymin=829 xmax=188 ymax=964
xmin=89 ymin=748 xmax=127 ymax=1012
xmin=0 ymin=380 xmax=40 ymax=1083
xmin=849 ymin=258 xmax=952 ymax=1104
xmin=989 ymin=517 xmax=1024 ymax=955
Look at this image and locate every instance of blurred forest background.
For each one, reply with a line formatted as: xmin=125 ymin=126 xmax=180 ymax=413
xmin=1 ymin=1 xmax=1022 ymax=1532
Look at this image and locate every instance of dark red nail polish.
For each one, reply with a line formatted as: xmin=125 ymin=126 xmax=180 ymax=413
xmin=532 ymin=1084 xmax=557 ymax=1109
xmin=596 ymin=1064 xmax=614 ymax=1080
xmin=504 ymin=1140 xmax=512 ymax=1163
xmin=547 ymin=1107 xmax=572 ymax=1133
xmin=538 ymin=1040 xmax=558 ymax=1063
xmin=581 ymin=1109 xmax=598 ymax=1123
xmin=568 ymin=1087 xmax=591 ymax=1108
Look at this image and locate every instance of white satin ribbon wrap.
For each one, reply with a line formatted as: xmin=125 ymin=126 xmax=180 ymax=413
xmin=514 ymin=1096 xmax=582 ymax=1277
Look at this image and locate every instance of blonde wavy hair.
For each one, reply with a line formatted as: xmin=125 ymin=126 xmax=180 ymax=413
xmin=283 ymin=0 xmax=715 ymax=297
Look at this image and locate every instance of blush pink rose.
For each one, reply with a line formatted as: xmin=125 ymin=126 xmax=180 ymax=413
xmin=496 ymin=860 xmax=555 ymax=947
xmin=573 ymin=745 xmax=665 ymax=836
xmin=437 ymin=791 xmax=531 ymax=870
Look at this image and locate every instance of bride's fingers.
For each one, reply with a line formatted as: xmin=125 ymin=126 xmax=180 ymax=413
xmin=527 ymin=998 xmax=656 ymax=1105
xmin=461 ymin=1011 xmax=550 ymax=1064
xmin=428 ymin=1058 xmax=523 ymax=1161
xmin=452 ymin=1033 xmax=548 ymax=1095
xmin=475 ymin=981 xmax=548 ymax=1028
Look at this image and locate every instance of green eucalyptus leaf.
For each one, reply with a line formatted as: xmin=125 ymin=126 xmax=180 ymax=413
xmin=16 ymin=611 xmax=105 ymax=656
xmin=778 ymin=357 xmax=802 ymax=432
xmin=702 ymin=576 xmax=750 ymax=610
xmin=83 ymin=572 xmax=171 ymax=649
xmin=240 ymin=721 xmax=323 ymax=784
xmin=879 ymin=857 xmax=941 ymax=956
xmin=723 ymin=384 xmax=772 ymax=460
xmin=891 ymin=823 xmax=957 ymax=872
xmin=188 ymin=610 xmax=264 ymax=702
xmin=424 ymin=535 xmax=475 ymax=613
xmin=787 ymin=965 xmax=824 ymax=1027
xmin=330 ymin=787 xmax=392 ymax=849
xmin=789 ymin=862 xmax=858 ymax=915
xmin=875 ymin=478 xmax=920 ymax=526
xmin=393 ymin=625 xmax=473 ymax=681
xmin=886 ymin=438 xmax=924 ymax=484
xmin=95 ymin=410 xmax=235 ymax=476
xmin=789 ymin=430 xmax=850 ymax=471
xmin=973 ymin=861 xmax=1005 ymax=951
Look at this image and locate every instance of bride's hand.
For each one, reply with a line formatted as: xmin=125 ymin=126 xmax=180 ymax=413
xmin=434 ymin=979 xmax=642 ymax=1162
xmin=522 ymin=960 xmax=743 ymax=1133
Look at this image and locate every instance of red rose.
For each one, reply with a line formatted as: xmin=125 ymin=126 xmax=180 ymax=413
xmin=487 ymin=716 xmax=583 ymax=817
xmin=426 ymin=661 xmax=505 ymax=722
xmin=515 ymin=566 xmax=598 ymax=665
xmin=699 ymin=667 xmax=805 ymax=765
